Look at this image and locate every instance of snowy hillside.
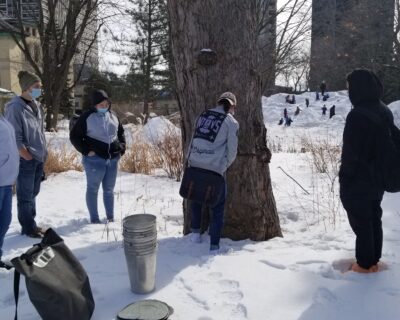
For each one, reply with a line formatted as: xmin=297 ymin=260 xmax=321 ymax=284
xmin=1 ymin=92 xmax=400 ymax=320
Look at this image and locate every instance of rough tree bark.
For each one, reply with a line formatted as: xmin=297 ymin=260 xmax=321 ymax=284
xmin=167 ymin=0 xmax=282 ymax=240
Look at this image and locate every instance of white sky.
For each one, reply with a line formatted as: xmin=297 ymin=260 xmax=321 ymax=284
xmin=99 ymin=0 xmax=311 ymax=76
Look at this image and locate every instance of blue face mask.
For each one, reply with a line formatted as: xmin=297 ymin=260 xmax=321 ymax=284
xmin=97 ymin=108 xmax=109 ymax=114
xmin=31 ymin=88 xmax=42 ymax=99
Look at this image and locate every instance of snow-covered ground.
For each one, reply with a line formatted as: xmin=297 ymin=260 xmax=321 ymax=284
xmin=1 ymin=92 xmax=400 ymax=320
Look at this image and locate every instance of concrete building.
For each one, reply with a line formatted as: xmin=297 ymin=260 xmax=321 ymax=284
xmin=258 ymin=0 xmax=277 ymax=95
xmin=0 ymin=12 xmax=38 ymax=93
xmin=310 ymin=0 xmax=395 ymax=92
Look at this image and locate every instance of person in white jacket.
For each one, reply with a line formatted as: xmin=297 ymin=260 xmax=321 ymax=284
xmin=0 ymin=115 xmax=19 ymax=267
xmin=188 ymin=92 xmax=239 ymax=253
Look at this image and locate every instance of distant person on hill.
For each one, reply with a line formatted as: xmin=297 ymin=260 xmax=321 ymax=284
xmin=340 ymin=69 xmax=399 ymax=273
xmin=284 ymin=108 xmax=288 ymax=119
xmin=291 ymin=95 xmax=296 ymax=104
xmin=70 ymin=89 xmax=126 ymax=224
xmin=294 ymin=106 xmax=301 ymax=116
xmin=316 ymin=92 xmax=320 ymax=101
xmin=285 ymin=95 xmax=290 ymax=103
xmin=278 ymin=118 xmax=284 ymax=125
xmin=305 ymin=98 xmax=309 ymax=108
xmin=285 ymin=117 xmax=293 ymax=127
xmin=323 ymin=93 xmax=330 ymax=102
xmin=329 ymin=105 xmax=336 ymax=119
xmin=322 ymin=105 xmax=327 ymax=116
xmin=320 ymin=80 xmax=327 ymax=96
xmin=4 ymin=71 xmax=47 ymax=238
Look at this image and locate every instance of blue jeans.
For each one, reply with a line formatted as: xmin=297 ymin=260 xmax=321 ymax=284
xmin=191 ymin=184 xmax=226 ymax=249
xmin=16 ymin=158 xmax=43 ymax=235
xmin=83 ymin=155 xmax=119 ymax=222
xmin=0 ymin=186 xmax=12 ymax=259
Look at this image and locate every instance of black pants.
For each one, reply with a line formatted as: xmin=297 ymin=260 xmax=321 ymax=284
xmin=341 ymin=197 xmax=383 ymax=269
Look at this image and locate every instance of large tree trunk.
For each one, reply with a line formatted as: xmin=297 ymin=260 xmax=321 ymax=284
xmin=168 ymin=0 xmax=282 ymax=240
xmin=43 ymin=75 xmax=65 ymax=131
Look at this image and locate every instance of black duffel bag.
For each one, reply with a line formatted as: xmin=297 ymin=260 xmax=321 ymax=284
xmin=11 ymin=228 xmax=95 ymax=320
xmin=179 ymin=166 xmax=225 ymax=207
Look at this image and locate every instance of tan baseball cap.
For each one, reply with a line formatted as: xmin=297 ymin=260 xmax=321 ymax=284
xmin=217 ymin=92 xmax=237 ymax=106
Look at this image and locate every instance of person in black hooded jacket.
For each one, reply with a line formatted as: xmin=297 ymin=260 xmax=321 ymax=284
xmin=339 ymin=68 xmax=394 ymax=273
xmin=70 ymin=89 xmax=126 ymax=223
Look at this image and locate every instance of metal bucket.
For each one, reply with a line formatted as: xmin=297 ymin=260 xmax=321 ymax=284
xmin=124 ymin=241 xmax=157 ymax=253
xmin=124 ymin=243 xmax=158 ymax=256
xmin=123 ymin=214 xmax=157 ymax=231
xmin=124 ymin=248 xmax=158 ymax=294
xmin=123 ymin=231 xmax=157 ymax=241
xmin=123 ymin=214 xmax=158 ymax=294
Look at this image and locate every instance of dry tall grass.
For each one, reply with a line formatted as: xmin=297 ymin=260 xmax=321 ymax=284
xmin=154 ymin=128 xmax=183 ymax=181
xmin=301 ymin=135 xmax=341 ymax=189
xmin=300 ymin=134 xmax=343 ymax=229
xmin=44 ymin=147 xmax=83 ymax=174
xmin=119 ymin=142 xmax=162 ymax=175
xmin=120 ymin=127 xmax=183 ymax=180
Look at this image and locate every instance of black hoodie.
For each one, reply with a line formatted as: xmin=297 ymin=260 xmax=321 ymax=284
xmin=339 ymin=69 xmax=394 ymax=199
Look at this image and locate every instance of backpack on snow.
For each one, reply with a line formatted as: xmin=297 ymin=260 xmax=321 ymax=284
xmin=353 ymin=107 xmax=400 ymax=193
xmin=11 ymin=228 xmax=95 ymax=320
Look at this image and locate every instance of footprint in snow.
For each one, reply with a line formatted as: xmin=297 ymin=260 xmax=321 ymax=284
xmin=180 ymin=273 xmax=246 ymax=317
xmin=221 ymin=302 xmax=248 ymax=320
xmin=208 ymin=272 xmax=223 ymax=280
xmin=260 ymin=259 xmax=287 ymax=270
xmin=218 ymin=279 xmax=240 ymax=290
xmin=313 ymin=287 xmax=338 ymax=304
xmin=296 ymin=260 xmax=329 ymax=265
xmin=220 ymin=290 xmax=244 ymax=302
xmin=332 ymin=258 xmax=355 ymax=273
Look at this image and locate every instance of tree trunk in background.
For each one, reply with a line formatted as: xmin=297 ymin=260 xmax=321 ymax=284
xmin=168 ymin=0 xmax=282 ymax=240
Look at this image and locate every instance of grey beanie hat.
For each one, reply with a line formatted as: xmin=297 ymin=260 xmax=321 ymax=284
xmin=18 ymin=70 xmax=41 ymax=91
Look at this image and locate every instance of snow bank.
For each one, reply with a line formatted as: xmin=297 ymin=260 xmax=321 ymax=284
xmin=134 ymin=116 xmax=181 ymax=145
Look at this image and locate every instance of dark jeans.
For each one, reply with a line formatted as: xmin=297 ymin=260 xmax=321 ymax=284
xmin=16 ymin=158 xmax=44 ymax=235
xmin=191 ymin=184 xmax=226 ymax=249
xmin=0 ymin=186 xmax=12 ymax=259
xmin=341 ymin=196 xmax=383 ymax=269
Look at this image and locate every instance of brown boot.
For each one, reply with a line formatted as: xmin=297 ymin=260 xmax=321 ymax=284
xmin=369 ymin=264 xmax=379 ymax=273
xmin=350 ymin=263 xmax=377 ymax=274
xmin=373 ymin=262 xmax=388 ymax=272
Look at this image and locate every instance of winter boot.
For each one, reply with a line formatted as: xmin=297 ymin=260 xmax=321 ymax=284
xmin=350 ymin=262 xmax=378 ymax=274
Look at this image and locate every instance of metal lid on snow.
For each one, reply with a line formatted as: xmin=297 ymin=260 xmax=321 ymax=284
xmin=117 ymin=299 xmax=174 ymax=320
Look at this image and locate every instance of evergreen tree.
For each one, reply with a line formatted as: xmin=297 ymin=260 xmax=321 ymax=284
xmin=126 ymin=0 xmax=173 ymax=121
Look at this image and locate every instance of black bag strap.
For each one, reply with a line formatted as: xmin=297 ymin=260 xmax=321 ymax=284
xmin=0 ymin=260 xmax=13 ymax=270
xmin=14 ymin=270 xmax=20 ymax=320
